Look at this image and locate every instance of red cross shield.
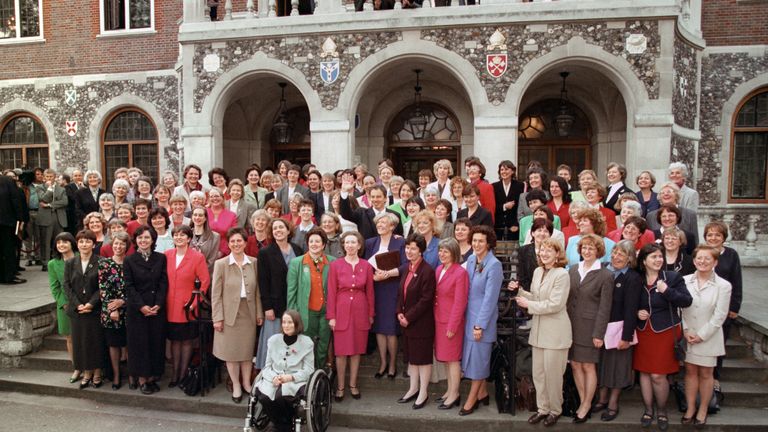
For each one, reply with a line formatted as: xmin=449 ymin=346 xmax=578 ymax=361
xmin=486 ymin=54 xmax=508 ymax=78
xmin=66 ymin=121 xmax=78 ymax=137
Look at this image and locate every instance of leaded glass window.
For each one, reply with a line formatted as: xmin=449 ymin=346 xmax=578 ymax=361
xmin=731 ymin=91 xmax=768 ymax=201
xmin=103 ymin=110 xmax=159 ymax=187
xmin=0 ymin=114 xmax=48 ymax=170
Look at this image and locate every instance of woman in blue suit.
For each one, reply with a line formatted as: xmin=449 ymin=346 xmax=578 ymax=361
xmin=364 ymin=212 xmax=406 ymax=379
xmin=460 ymin=225 xmax=503 ymax=416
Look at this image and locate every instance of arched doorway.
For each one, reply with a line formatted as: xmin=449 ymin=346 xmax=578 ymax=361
xmin=387 ymin=103 xmax=461 ymax=182
xmin=518 ymin=99 xmax=592 ymax=183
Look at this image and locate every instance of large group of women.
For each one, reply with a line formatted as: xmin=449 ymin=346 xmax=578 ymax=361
xmin=47 ymin=157 xmax=741 ymax=430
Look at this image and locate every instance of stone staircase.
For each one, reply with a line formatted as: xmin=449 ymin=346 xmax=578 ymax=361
xmin=1 ymin=331 xmax=767 ymax=431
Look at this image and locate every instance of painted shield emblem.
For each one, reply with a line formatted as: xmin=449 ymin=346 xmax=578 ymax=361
xmin=64 ymin=89 xmax=77 ymax=107
xmin=320 ymin=60 xmax=340 ymax=84
xmin=66 ymin=121 xmax=78 ymax=137
xmin=486 ymin=54 xmax=508 ymax=78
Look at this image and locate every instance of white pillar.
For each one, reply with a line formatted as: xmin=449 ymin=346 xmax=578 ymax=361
xmin=315 ymin=0 xmax=345 ymax=14
xmin=628 ymin=114 xmax=674 ymax=186
xmin=473 ymin=116 xmax=517 ymax=183
xmin=180 ymin=127 xmax=216 ymax=175
xmin=310 ymin=119 xmax=353 ymax=172
xmin=182 ymin=0 xmax=206 ymax=23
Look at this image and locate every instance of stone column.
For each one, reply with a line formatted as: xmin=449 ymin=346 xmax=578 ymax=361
xmin=182 ymin=0 xmax=206 ymax=23
xmin=315 ymin=0 xmax=345 ymax=14
xmin=628 ymin=114 xmax=674 ymax=187
xmin=180 ymin=125 xmax=217 ymax=175
xmin=473 ymin=116 xmax=517 ymax=183
xmin=310 ymin=119 xmax=353 ymax=173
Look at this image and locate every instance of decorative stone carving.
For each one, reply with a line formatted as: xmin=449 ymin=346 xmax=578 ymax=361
xmin=0 ymin=76 xmax=180 ymax=173
xmin=192 ymin=32 xmax=402 ymax=112
xmin=625 ymin=34 xmax=647 ymax=54
xmin=699 ymin=52 xmax=768 ymax=205
xmin=320 ymin=37 xmax=339 ymax=59
xmin=203 ymin=53 xmax=221 ymax=73
xmin=487 ymin=29 xmax=507 ymax=51
xmin=422 ymin=20 xmax=661 ymax=105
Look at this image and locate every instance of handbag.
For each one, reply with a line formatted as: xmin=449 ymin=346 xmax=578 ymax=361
xmin=671 ymin=380 xmax=723 ymax=414
xmin=604 ymin=321 xmax=638 ymax=349
xmin=515 ymin=375 xmax=537 ymax=412
xmin=662 ymin=272 xmax=686 ymax=362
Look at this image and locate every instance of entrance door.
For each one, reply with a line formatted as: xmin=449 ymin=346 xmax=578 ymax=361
xmin=387 ymin=103 xmax=461 ymax=182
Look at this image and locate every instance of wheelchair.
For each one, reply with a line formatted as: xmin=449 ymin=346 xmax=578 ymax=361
xmin=244 ymin=368 xmax=332 ymax=432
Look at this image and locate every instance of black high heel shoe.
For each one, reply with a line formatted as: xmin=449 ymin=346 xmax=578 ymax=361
xmin=573 ymin=410 xmax=592 ymax=423
xmin=478 ymin=395 xmax=490 ymax=406
xmin=458 ymin=400 xmax=479 ymax=416
xmin=438 ymin=397 xmax=461 ymax=410
xmin=79 ymin=378 xmax=91 ymax=390
xmin=387 ymin=368 xmax=397 ymax=380
xmin=412 ymin=396 xmax=429 ymax=410
xmin=397 ymin=393 xmax=417 ymax=403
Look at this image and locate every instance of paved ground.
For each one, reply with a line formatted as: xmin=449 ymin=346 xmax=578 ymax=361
xmin=0 ymin=391 xmax=385 ymax=432
xmin=4 ymin=264 xmax=768 ymax=331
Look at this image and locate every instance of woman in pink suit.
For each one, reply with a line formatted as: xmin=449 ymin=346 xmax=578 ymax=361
xmin=326 ymin=230 xmax=375 ymax=402
xmin=433 ymin=237 xmax=469 ymax=410
xmin=164 ymin=224 xmax=211 ymax=387
xmin=206 ymin=188 xmax=237 ymax=256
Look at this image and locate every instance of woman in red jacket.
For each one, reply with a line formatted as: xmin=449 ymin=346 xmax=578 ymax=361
xmin=164 ymin=224 xmax=211 ymax=388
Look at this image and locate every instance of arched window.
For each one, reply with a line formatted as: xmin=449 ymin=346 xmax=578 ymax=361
xmin=730 ymin=89 xmax=768 ymax=202
xmin=102 ymin=109 xmax=158 ymax=187
xmin=0 ymin=113 xmax=49 ymax=170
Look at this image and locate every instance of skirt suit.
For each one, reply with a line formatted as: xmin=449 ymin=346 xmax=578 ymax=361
xmin=517 ymin=266 xmax=571 ymax=417
xmin=397 ymin=259 xmax=436 ymax=365
xmin=433 ymin=263 xmax=468 ymax=362
xmin=364 ymin=236 xmax=405 ymax=336
xmin=599 ymin=267 xmax=642 ymax=389
xmin=63 ymin=254 xmax=105 ymax=371
xmin=461 ymin=252 xmax=503 ymax=380
xmin=212 ymin=254 xmax=263 ymax=362
xmin=48 ymin=257 xmax=71 ymax=335
xmin=164 ymin=248 xmax=211 ymax=341
xmin=567 ymin=263 xmax=614 ymax=363
xmin=124 ymin=251 xmax=168 ymax=378
xmin=633 ymin=271 xmax=692 ymax=374
xmin=682 ymin=273 xmax=732 ymax=367
xmin=326 ymin=258 xmax=375 ymax=356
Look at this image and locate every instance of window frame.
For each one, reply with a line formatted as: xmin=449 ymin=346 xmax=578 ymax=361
xmin=0 ymin=112 xmax=49 ymax=170
xmin=0 ymin=0 xmax=44 ymax=45
xmin=98 ymin=0 xmax=155 ymax=37
xmin=728 ymin=88 xmax=768 ymax=203
xmin=101 ymin=108 xmax=159 ymax=187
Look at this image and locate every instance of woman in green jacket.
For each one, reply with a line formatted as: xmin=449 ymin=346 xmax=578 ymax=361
xmin=287 ymin=227 xmax=335 ymax=369
xmin=48 ymin=232 xmax=78 ymax=382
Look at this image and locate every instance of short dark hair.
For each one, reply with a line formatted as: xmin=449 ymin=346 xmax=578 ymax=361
xmin=623 ymin=216 xmax=648 ymax=234
xmin=550 ymin=176 xmax=572 ymax=203
xmin=226 ymin=226 xmax=248 ymax=242
xmin=531 ymin=217 xmax=554 ymax=236
xmin=405 ymin=196 xmax=425 ymax=211
xmin=657 ymin=204 xmax=682 ymax=225
xmin=288 ymin=164 xmax=302 ymax=175
xmin=208 ymin=167 xmax=230 ymax=186
xmin=526 ymin=189 xmax=548 ymax=205
xmin=637 ymin=243 xmax=664 ymax=274
xmin=52 ymin=232 xmax=77 ymax=260
xmin=282 ymin=309 xmax=304 ymax=335
xmin=75 ymin=229 xmax=97 ymax=244
xmin=171 ymin=224 xmax=193 ymax=239
xmin=305 ymin=227 xmax=328 ymax=247
xmin=272 ymin=218 xmax=295 ymax=240
xmin=470 ymin=225 xmax=497 ymax=250
xmin=149 ymin=207 xmax=170 ymax=230
xmin=497 ymin=160 xmax=517 ymax=180
xmin=462 ymin=183 xmax=481 ymax=197
xmin=405 ymin=233 xmax=427 ymax=253
xmin=134 ymin=198 xmax=152 ymax=210
xmin=133 ymin=225 xmax=157 ymax=250
xmin=298 ymin=199 xmax=315 ymax=211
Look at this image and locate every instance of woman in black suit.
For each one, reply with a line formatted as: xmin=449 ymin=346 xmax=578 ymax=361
xmin=124 ymin=225 xmax=168 ymax=395
xmin=603 ymin=163 xmax=633 ymax=215
xmin=516 ymin=218 xmax=553 ymax=292
xmin=74 ymin=170 xmax=105 ymax=229
xmin=63 ymin=229 xmax=105 ymax=388
xmin=255 ymin=218 xmax=304 ymax=369
xmin=492 ymin=160 xmax=524 ymax=241
xmin=396 ymin=233 xmax=436 ymax=409
xmin=456 ymin=184 xmax=493 ymax=229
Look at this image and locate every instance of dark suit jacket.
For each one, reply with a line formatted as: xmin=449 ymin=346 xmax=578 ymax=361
xmin=637 ymin=270 xmax=692 ymax=332
xmin=75 ymin=187 xmax=105 ymax=229
xmin=276 ymin=183 xmax=310 ymax=214
xmin=397 ymin=259 xmax=435 ymax=339
xmin=602 ymin=265 xmax=642 ymax=341
xmin=567 ymin=266 xmax=614 ymax=347
xmin=456 ymin=206 xmax=493 ymax=229
xmin=124 ymin=251 xmax=168 ymax=314
xmin=0 ymin=175 xmax=23 ymax=227
xmin=258 ymin=242 xmax=303 ymax=316
xmin=64 ymin=183 xmax=80 ymax=231
xmin=37 ymin=184 xmax=69 ymax=227
xmin=63 ymin=254 xmax=101 ymax=317
xmin=652 ymin=228 xmax=696 ymax=256
xmin=339 ymin=195 xmax=403 ymax=239
xmin=646 ymin=206 xmax=699 ymax=245
xmin=516 ymin=243 xmax=538 ymax=292
xmin=603 ymin=182 xmax=633 ymax=214
xmin=492 ymin=180 xmax=524 ymax=230
xmin=310 ymin=191 xmax=332 ymax=222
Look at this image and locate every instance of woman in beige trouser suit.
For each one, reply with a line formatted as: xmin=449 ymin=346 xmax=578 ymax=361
xmin=513 ymin=238 xmax=572 ymax=427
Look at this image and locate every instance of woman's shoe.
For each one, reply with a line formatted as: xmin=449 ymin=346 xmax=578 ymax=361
xmin=349 ymin=386 xmax=361 ymax=400
xmin=412 ymin=396 xmax=428 ymax=410
xmin=438 ymin=397 xmax=460 ymax=410
xmin=232 ymin=394 xmax=243 ymax=404
xmin=397 ymin=393 xmax=417 ymax=404
xmin=69 ymin=371 xmax=82 ymax=384
xmin=543 ymin=414 xmax=560 ymax=427
xmin=478 ymin=395 xmax=490 ymax=406
xmin=681 ymin=416 xmax=694 ymax=425
xmin=129 ymin=381 xmax=138 ymax=390
xmin=435 ymin=396 xmax=446 ymax=404
xmin=375 ymin=363 xmax=387 ymax=379
xmin=79 ymin=378 xmax=91 ymax=389
xmin=112 ymin=382 xmax=122 ymax=391
xmin=458 ymin=401 xmax=479 ymax=416
xmin=388 ymin=369 xmax=397 ymax=380
xmin=140 ymin=383 xmax=154 ymax=395
xmin=91 ymin=377 xmax=103 ymax=389
xmin=640 ymin=411 xmax=654 ymax=428
xmin=693 ymin=417 xmax=707 ymax=429
xmin=657 ymin=414 xmax=670 ymax=431
xmin=334 ymin=387 xmax=345 ymax=402
xmin=528 ymin=413 xmax=548 ymax=424
xmin=601 ymin=408 xmax=619 ymax=421
xmin=591 ymin=402 xmax=608 ymax=413
xmin=149 ymin=381 xmax=160 ymax=393
xmin=573 ymin=410 xmax=591 ymax=423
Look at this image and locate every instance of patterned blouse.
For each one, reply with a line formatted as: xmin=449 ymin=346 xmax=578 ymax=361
xmin=99 ymin=258 xmax=126 ymax=329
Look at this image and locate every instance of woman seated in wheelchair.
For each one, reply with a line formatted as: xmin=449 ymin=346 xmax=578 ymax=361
xmin=254 ymin=309 xmax=315 ymax=432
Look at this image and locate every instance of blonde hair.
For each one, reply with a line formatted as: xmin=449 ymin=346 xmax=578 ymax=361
xmin=538 ymin=238 xmax=568 ymax=268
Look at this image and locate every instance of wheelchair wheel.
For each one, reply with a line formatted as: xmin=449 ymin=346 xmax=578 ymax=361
xmin=245 ymin=373 xmax=270 ymax=432
xmin=305 ymin=369 xmax=332 ymax=432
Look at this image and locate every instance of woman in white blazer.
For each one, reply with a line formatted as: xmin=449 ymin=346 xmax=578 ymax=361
xmin=681 ymin=245 xmax=732 ymax=427
xmin=512 ymin=238 xmax=571 ymax=427
xmin=254 ymin=310 xmax=315 ymax=432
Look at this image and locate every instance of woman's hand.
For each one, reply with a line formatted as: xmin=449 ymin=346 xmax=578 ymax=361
xmin=728 ymin=311 xmax=739 ymax=319
xmin=656 ymin=280 xmax=668 ymax=294
xmin=592 ymin=338 xmax=604 ymax=349
xmin=637 ymin=309 xmax=650 ymax=320
xmin=107 ymin=299 xmax=123 ymax=310
xmin=110 ymin=310 xmax=120 ymax=322
xmin=507 ymin=280 xmax=519 ymax=292
xmin=213 ymin=320 xmax=223 ymax=332
xmin=328 ymin=319 xmax=336 ymax=330
xmin=473 ymin=327 xmax=482 ymax=341
xmin=140 ymin=305 xmax=153 ymax=316
xmin=397 ymin=313 xmax=408 ymax=328
xmin=256 ymin=317 xmax=264 ymax=326
xmin=373 ymin=270 xmax=388 ymax=282
xmin=514 ymin=296 xmax=528 ymax=309
xmin=265 ymin=309 xmax=275 ymax=321
xmin=369 ymin=316 xmax=374 ymax=325
xmin=272 ymin=376 xmax=282 ymax=387
xmin=617 ymin=340 xmax=630 ymax=350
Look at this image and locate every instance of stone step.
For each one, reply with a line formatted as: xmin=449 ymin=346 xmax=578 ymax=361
xmin=42 ymin=334 xmax=68 ymax=352
xmin=719 ymin=359 xmax=768 ymax=382
xmin=1 ymin=368 xmax=768 ymax=432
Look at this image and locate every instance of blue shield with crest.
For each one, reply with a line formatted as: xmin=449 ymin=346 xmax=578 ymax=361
xmin=320 ymin=60 xmax=340 ymax=84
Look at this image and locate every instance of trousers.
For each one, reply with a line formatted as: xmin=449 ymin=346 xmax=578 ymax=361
xmin=532 ymin=346 xmax=568 ymax=416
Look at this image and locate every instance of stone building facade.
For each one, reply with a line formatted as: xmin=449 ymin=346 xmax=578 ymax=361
xmin=1 ymin=0 xmax=768 ymax=262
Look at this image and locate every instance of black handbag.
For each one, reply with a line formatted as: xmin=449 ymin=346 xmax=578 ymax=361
xmin=181 ymin=366 xmax=201 ymax=397
xmin=671 ymin=380 xmax=723 ymax=414
xmin=663 ymin=273 xmax=686 ymax=362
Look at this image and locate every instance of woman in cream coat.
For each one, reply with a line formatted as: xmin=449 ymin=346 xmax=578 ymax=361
xmin=681 ymin=245 xmax=732 ymax=426
xmin=212 ymin=227 xmax=264 ymax=403
xmin=512 ymin=238 xmax=571 ymax=427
